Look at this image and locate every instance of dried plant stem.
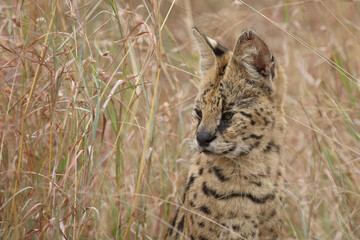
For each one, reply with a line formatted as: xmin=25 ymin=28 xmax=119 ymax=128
xmin=9 ymin=4 xmax=56 ymax=239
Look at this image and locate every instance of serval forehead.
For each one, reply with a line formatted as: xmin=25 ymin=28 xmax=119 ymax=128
xmin=197 ymin=84 xmax=222 ymax=110
xmin=198 ymin=79 xmax=243 ymax=106
xmin=197 ymin=67 xmax=254 ymax=109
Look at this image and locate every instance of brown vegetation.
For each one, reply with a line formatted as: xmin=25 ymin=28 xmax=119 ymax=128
xmin=0 ymin=0 xmax=359 ymax=239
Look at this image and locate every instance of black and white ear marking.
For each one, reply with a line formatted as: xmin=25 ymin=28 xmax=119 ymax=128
xmin=192 ymin=27 xmax=228 ymax=77
xmin=205 ymin=36 xmax=217 ymax=49
xmin=203 ymin=35 xmax=228 ymax=57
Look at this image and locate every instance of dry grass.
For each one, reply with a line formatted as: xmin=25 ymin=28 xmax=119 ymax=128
xmin=0 ymin=0 xmax=359 ymax=239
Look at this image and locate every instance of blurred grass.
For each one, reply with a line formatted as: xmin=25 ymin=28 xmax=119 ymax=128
xmin=0 ymin=0 xmax=360 ymax=239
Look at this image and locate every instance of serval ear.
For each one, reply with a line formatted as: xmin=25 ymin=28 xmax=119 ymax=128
xmin=192 ymin=27 xmax=229 ymax=77
xmin=231 ymin=29 xmax=276 ymax=92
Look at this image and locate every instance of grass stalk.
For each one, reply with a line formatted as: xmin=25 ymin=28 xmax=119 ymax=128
xmin=9 ymin=4 xmax=56 ymax=238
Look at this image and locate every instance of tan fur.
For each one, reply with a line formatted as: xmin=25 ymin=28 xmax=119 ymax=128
xmin=165 ymin=29 xmax=287 ymax=240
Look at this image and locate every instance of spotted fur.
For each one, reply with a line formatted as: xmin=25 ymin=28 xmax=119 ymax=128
xmin=165 ymin=28 xmax=287 ymax=240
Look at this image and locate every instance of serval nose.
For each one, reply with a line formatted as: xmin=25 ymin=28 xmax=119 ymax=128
xmin=196 ymin=130 xmax=216 ymax=147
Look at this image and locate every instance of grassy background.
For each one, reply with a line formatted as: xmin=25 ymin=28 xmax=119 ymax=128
xmin=1 ymin=0 xmax=359 ymax=239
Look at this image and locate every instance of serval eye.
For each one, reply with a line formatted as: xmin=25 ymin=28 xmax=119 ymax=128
xmin=221 ymin=112 xmax=234 ymax=121
xmin=195 ymin=109 xmax=202 ymax=119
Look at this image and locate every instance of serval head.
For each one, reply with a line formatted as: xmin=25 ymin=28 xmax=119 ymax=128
xmin=191 ymin=28 xmax=286 ymax=160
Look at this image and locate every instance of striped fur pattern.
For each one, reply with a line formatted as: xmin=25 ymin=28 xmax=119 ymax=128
xmin=165 ymin=28 xmax=287 ymax=240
